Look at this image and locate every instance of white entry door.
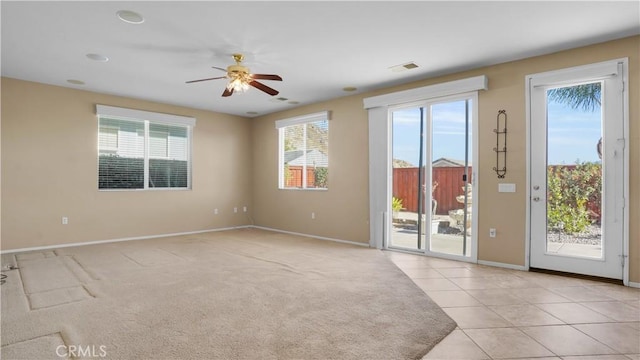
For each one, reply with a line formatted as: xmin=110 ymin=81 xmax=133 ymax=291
xmin=528 ymin=59 xmax=627 ymax=280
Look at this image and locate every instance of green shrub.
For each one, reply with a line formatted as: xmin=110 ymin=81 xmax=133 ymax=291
xmin=99 ymin=155 xmax=187 ymax=189
xmin=547 ymin=161 xmax=601 ymax=234
xmin=392 ymin=197 xmax=403 ymax=213
xmin=314 ymin=167 xmax=328 ymax=188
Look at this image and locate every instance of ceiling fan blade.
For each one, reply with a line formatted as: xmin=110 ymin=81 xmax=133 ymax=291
xmin=186 ymin=76 xmax=226 ymax=84
xmin=212 ymin=66 xmax=227 ymax=72
xmin=251 ymin=74 xmax=282 ymax=81
xmin=250 ymin=80 xmax=279 ymax=96
xmin=222 ymin=87 xmax=234 ymax=97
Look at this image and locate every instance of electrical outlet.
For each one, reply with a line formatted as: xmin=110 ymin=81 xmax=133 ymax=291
xmin=214 ymin=209 xmax=218 ymax=215
xmin=311 ymin=212 xmax=315 ymax=219
xmin=489 ymin=228 xmax=496 ymax=238
xmin=234 ymin=207 xmax=238 ymax=213
xmin=62 ymin=217 xmax=69 ymax=225
xmin=243 ymin=206 xmax=247 ymax=212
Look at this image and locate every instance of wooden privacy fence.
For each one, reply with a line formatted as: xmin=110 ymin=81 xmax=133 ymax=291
xmin=285 ymin=166 xmax=328 ymax=188
xmin=286 ymin=166 xmax=316 ymax=188
xmin=395 ymin=165 xmax=602 ymax=220
xmin=393 ymin=167 xmax=471 ymax=215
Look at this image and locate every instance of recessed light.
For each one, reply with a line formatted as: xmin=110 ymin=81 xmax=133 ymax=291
xmin=67 ymin=79 xmax=85 ymax=85
xmin=342 ymin=87 xmax=357 ymax=92
xmin=117 ymin=10 xmax=144 ymax=24
xmin=86 ymin=53 xmax=109 ymax=62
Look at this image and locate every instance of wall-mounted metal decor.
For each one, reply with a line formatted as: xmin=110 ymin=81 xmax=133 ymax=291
xmin=493 ymin=110 xmax=507 ymax=178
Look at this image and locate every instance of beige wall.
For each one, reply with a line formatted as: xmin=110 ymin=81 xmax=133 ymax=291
xmin=251 ymin=95 xmax=370 ymax=243
xmin=251 ymin=36 xmax=639 ymax=282
xmin=2 ymin=36 xmax=638 ymax=282
xmin=1 ymin=79 xmax=253 ymax=250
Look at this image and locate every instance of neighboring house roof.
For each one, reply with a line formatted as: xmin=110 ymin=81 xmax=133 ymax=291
xmin=285 ymin=150 xmax=328 ymax=167
xmin=432 ymin=157 xmax=472 ymax=167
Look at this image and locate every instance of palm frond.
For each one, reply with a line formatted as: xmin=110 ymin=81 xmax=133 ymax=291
xmin=548 ymin=83 xmax=601 ymax=112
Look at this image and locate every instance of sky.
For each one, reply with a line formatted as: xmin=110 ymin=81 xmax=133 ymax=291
xmin=392 ymin=98 xmax=601 ymax=167
xmin=392 ymin=100 xmax=471 ymax=167
xmin=547 ymin=98 xmax=601 ymax=165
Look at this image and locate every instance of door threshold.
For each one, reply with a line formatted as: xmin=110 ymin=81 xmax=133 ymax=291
xmin=529 ymin=267 xmax=623 ymax=285
xmin=386 ymin=246 xmax=423 ymax=254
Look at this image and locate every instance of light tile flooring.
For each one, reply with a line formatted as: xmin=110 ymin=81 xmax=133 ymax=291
xmin=383 ymin=251 xmax=640 ymax=360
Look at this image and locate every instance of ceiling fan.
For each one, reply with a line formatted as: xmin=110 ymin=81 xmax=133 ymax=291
xmin=186 ymin=53 xmax=282 ymax=97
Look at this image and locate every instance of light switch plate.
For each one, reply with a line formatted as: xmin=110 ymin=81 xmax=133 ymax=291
xmin=498 ymin=183 xmax=516 ymax=193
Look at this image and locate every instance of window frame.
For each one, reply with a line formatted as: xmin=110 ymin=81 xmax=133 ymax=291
xmin=276 ymin=111 xmax=330 ymax=190
xmin=96 ymin=105 xmax=195 ymax=191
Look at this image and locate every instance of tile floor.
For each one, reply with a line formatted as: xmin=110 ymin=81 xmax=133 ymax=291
xmin=383 ymin=251 xmax=640 ymax=360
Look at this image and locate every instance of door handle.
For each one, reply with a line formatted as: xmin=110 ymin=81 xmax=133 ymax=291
xmin=533 ymin=185 xmax=540 ymax=190
xmin=533 ymin=196 xmax=541 ymax=202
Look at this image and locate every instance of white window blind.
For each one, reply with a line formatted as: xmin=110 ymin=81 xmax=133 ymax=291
xmin=98 ymin=125 xmax=119 ymax=153
xmin=96 ymin=105 xmax=195 ymax=190
xmin=277 ymin=111 xmax=329 ymax=189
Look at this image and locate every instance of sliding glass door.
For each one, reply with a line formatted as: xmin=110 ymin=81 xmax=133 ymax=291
xmin=390 ymin=96 xmax=475 ymax=258
xmin=390 ymin=107 xmax=425 ymax=250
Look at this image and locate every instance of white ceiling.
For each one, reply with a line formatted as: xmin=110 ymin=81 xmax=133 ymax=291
xmin=2 ymin=1 xmax=639 ymax=118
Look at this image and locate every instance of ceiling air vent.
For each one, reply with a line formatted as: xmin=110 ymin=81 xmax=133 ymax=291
xmin=389 ymin=62 xmax=419 ymax=72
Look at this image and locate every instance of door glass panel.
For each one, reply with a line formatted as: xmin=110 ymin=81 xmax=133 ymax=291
xmin=546 ymin=82 xmax=602 ymax=259
xmin=430 ymin=100 xmax=472 ymax=256
xmin=390 ymin=108 xmax=423 ymax=250
xmin=390 ymin=100 xmax=473 ymax=257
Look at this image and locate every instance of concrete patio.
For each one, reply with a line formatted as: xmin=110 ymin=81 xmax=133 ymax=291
xmin=391 ymin=211 xmax=472 ymax=256
xmin=391 ymin=211 xmax=602 ymax=259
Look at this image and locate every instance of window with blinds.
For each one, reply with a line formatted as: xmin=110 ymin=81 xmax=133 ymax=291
xmin=96 ymin=105 xmax=195 ymax=190
xmin=276 ymin=111 xmax=329 ymax=190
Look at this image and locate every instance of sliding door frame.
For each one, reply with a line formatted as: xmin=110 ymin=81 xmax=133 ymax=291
xmin=387 ymin=94 xmax=478 ymax=261
xmin=365 ymin=75 xmax=486 ymax=263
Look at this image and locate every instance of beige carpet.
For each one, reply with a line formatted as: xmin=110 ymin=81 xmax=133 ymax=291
xmin=1 ymin=228 xmax=456 ymax=359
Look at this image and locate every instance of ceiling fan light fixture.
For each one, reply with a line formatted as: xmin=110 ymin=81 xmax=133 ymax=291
xmin=226 ymin=75 xmax=251 ymax=93
xmin=187 ymin=53 xmax=281 ymax=97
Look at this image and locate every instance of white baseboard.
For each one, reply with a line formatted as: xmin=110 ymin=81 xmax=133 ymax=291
xmin=0 ymin=226 xmax=251 ymax=254
xmin=4 ymin=226 xmax=637 ymax=288
xmin=477 ymin=260 xmax=527 ymax=271
xmin=0 ymin=225 xmax=367 ymax=254
xmin=250 ymin=226 xmax=370 ymax=248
